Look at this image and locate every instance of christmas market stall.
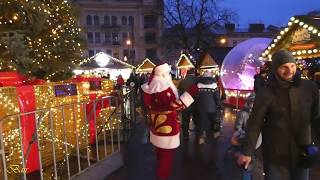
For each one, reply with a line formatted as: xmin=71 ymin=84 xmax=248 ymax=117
xmin=74 ymin=52 xmax=135 ymax=80
xmin=196 ymin=52 xmax=219 ymax=76
xmin=176 ymin=53 xmax=195 ymax=78
xmin=260 ymin=15 xmax=320 ymax=78
xmin=136 ymin=58 xmax=156 ymax=74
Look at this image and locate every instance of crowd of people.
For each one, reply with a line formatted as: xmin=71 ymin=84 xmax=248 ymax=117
xmin=115 ymin=50 xmax=320 ymax=180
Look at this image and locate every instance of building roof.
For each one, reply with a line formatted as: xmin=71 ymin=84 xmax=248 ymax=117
xmin=176 ymin=53 xmax=194 ymax=69
xmin=196 ymin=52 xmax=219 ymax=69
xmin=208 ymin=47 xmax=232 ymax=66
xmin=260 ymin=15 xmax=320 ymax=60
xmin=81 ymin=53 xmax=135 ymax=69
xmin=136 ymin=58 xmax=155 ymax=72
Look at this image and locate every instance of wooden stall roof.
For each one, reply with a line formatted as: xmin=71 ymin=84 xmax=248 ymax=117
xmin=260 ymin=15 xmax=320 ymax=60
xmin=196 ymin=52 xmax=219 ymax=69
xmin=176 ymin=53 xmax=195 ymax=69
xmin=81 ymin=52 xmax=135 ymax=69
xmin=136 ymin=58 xmax=156 ymax=72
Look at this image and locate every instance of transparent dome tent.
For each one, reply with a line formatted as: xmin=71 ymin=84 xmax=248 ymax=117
xmin=220 ymin=38 xmax=272 ymax=90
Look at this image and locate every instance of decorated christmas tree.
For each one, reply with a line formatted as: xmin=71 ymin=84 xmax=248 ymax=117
xmin=0 ymin=0 xmax=85 ymax=81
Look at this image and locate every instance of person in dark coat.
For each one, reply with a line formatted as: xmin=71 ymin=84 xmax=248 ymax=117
xmin=178 ymin=69 xmax=197 ymax=139
xmin=237 ymin=50 xmax=319 ymax=180
xmin=253 ymin=68 xmax=268 ymax=93
xmin=193 ymin=70 xmax=221 ymax=144
xmin=126 ymin=72 xmax=138 ymax=88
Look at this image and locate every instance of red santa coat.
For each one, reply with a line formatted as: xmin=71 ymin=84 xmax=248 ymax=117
xmin=142 ymin=76 xmax=194 ymax=149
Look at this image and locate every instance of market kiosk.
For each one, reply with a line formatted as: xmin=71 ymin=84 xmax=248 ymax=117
xmin=176 ymin=53 xmax=195 ymax=78
xmin=196 ymin=52 xmax=220 ymax=76
xmin=260 ymin=15 xmax=320 ymax=78
xmin=136 ymin=58 xmax=155 ymax=74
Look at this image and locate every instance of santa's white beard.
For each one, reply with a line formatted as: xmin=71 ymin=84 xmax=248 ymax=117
xmin=163 ymin=73 xmax=179 ymax=98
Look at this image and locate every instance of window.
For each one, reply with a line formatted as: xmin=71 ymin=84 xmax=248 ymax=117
xmin=106 ymin=49 xmax=112 ymax=55
xmin=122 ymin=32 xmax=128 ymax=43
xmin=86 ymin=15 xmax=92 ymax=25
xmin=95 ymin=32 xmax=101 ymax=43
xmin=105 ymin=32 xmax=111 ymax=43
xmin=121 ymin=16 xmax=127 ymax=25
xmin=123 ymin=49 xmax=129 ymax=57
xmin=130 ymin=49 xmax=135 ymax=59
xmin=87 ymin=32 xmax=93 ymax=43
xmin=88 ymin=50 xmax=94 ymax=57
xmin=94 ymin=15 xmax=99 ymax=25
xmin=144 ymin=15 xmax=157 ymax=28
xmin=145 ymin=32 xmax=156 ymax=44
xmin=104 ymin=16 xmax=110 ymax=25
xmin=128 ymin=16 xmax=134 ymax=26
xmin=113 ymin=52 xmax=119 ymax=59
xmin=111 ymin=16 xmax=117 ymax=26
xmin=146 ymin=48 xmax=157 ymax=59
xmin=112 ymin=32 xmax=119 ymax=45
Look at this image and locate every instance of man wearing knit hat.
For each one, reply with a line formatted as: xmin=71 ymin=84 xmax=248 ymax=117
xmin=237 ymin=50 xmax=319 ymax=180
xmin=141 ymin=63 xmax=197 ymax=180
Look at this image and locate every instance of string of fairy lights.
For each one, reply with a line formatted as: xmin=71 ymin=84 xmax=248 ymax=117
xmin=260 ymin=16 xmax=320 ymax=60
xmin=176 ymin=53 xmax=195 ymax=69
xmin=0 ymin=80 xmax=122 ymax=178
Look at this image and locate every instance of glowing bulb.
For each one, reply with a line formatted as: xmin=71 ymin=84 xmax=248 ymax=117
xmin=95 ymin=52 xmax=110 ymax=67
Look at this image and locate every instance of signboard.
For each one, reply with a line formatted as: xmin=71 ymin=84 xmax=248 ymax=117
xmin=54 ymin=84 xmax=77 ymax=97
xmin=89 ymin=81 xmax=102 ymax=91
xmin=292 ymin=28 xmax=311 ymax=44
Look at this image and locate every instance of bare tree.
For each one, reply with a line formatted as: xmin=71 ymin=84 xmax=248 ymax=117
xmin=163 ymin=0 xmax=237 ymax=53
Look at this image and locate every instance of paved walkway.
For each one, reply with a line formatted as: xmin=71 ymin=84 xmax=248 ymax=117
xmin=107 ymin=108 xmax=320 ymax=180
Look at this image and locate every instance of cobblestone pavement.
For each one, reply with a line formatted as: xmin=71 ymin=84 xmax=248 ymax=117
xmin=107 ymin=107 xmax=320 ymax=180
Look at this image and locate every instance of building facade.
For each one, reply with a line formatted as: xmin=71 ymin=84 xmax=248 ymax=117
xmin=72 ymin=0 xmax=164 ymax=65
xmin=215 ymin=24 xmax=280 ymax=47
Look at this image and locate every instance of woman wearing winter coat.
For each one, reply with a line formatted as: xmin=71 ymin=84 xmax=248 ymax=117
xmin=193 ymin=71 xmax=221 ymax=144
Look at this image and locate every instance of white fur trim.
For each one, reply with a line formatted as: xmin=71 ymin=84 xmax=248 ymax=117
xmin=180 ymin=91 xmax=194 ymax=107
xmin=141 ymin=76 xmax=171 ymax=94
xmin=150 ymin=131 xmax=180 ymax=149
xmin=197 ymin=82 xmax=217 ymax=89
xmin=154 ymin=63 xmax=171 ymax=76
xmin=256 ymin=133 xmax=262 ymax=149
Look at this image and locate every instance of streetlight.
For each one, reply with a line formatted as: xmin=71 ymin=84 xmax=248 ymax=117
xmin=220 ymin=38 xmax=227 ymax=44
xmin=125 ymin=39 xmax=132 ymax=64
xmin=126 ymin=39 xmax=131 ymax=46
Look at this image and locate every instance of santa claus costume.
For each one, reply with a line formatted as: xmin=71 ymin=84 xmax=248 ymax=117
xmin=141 ymin=63 xmax=195 ymax=180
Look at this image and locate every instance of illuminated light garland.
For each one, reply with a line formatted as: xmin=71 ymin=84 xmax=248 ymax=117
xmin=0 ymin=81 xmax=119 ymax=179
xmin=136 ymin=58 xmax=156 ymax=73
xmin=176 ymin=53 xmax=194 ymax=69
xmin=259 ymin=16 xmax=320 ymax=60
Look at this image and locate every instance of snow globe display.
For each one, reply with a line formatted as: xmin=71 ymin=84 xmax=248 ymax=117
xmin=220 ymin=38 xmax=272 ymax=90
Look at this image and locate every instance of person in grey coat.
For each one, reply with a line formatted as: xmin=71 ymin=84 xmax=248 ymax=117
xmin=237 ymin=50 xmax=319 ymax=180
xmin=193 ymin=71 xmax=221 ymax=144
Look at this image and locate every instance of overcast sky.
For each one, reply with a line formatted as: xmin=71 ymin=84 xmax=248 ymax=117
xmin=220 ymin=0 xmax=319 ymax=28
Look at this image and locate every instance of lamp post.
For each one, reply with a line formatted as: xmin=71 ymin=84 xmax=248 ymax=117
xmin=125 ymin=39 xmax=132 ymax=64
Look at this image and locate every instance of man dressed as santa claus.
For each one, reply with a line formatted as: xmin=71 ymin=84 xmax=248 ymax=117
xmin=141 ymin=63 xmax=196 ymax=180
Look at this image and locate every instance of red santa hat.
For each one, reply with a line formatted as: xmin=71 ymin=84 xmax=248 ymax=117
xmin=148 ymin=63 xmax=171 ymax=85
